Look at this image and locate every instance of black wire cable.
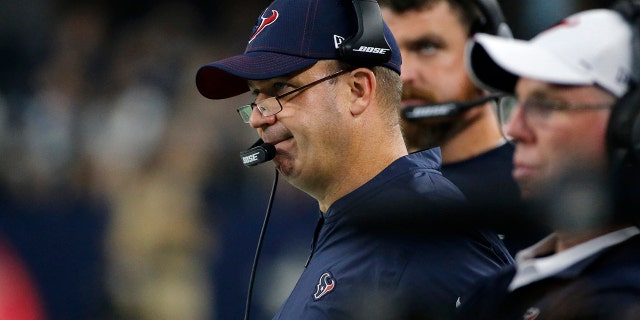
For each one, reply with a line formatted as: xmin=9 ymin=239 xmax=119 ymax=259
xmin=243 ymin=169 xmax=279 ymax=320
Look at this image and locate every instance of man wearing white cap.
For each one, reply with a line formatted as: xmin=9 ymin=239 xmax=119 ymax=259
xmin=456 ymin=4 xmax=640 ymax=320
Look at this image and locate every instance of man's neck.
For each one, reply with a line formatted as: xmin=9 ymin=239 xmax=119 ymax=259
xmin=317 ymin=129 xmax=408 ymax=213
xmin=555 ymin=225 xmax=633 ymax=252
xmin=440 ymin=103 xmax=504 ymax=164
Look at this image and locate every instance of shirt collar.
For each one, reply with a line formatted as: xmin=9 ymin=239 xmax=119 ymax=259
xmin=509 ymin=226 xmax=640 ymax=291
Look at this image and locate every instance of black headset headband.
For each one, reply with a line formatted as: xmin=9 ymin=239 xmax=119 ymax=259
xmin=473 ymin=0 xmax=512 ymax=37
xmin=338 ymin=0 xmax=392 ymax=66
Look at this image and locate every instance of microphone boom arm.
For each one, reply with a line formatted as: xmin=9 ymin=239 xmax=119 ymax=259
xmin=402 ymin=93 xmax=504 ymax=120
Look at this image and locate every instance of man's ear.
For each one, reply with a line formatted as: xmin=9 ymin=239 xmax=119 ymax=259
xmin=348 ymin=68 xmax=376 ymax=116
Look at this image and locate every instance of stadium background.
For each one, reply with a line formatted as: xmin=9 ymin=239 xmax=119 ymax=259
xmin=0 ymin=0 xmax=614 ymax=319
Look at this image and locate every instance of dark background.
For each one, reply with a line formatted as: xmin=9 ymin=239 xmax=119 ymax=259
xmin=0 ymin=1 xmax=619 ymax=320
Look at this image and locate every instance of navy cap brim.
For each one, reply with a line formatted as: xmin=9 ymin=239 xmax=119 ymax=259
xmin=196 ymin=51 xmax=318 ymax=100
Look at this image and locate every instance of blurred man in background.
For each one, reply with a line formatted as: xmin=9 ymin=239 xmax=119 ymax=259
xmin=379 ymin=0 xmax=547 ymax=253
xmin=457 ymin=5 xmax=640 ymax=319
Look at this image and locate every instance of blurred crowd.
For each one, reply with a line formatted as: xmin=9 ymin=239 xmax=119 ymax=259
xmin=0 ymin=1 xmax=318 ymax=319
xmin=0 ymin=0 xmax=614 ymax=320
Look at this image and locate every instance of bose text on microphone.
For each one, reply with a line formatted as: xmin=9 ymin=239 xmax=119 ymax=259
xmin=240 ymin=139 xmax=276 ymax=167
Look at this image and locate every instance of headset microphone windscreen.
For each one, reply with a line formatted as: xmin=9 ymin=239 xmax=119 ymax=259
xmin=240 ymin=139 xmax=276 ymax=167
xmin=402 ymin=93 xmax=503 ymax=120
xmin=402 ymin=102 xmax=461 ymax=119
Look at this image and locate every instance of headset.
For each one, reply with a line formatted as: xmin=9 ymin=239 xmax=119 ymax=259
xmin=401 ymin=0 xmax=513 ymax=120
xmin=472 ymin=0 xmax=513 ymax=38
xmin=240 ymin=139 xmax=276 ymax=167
xmin=607 ymin=0 xmax=640 ymax=168
xmin=402 ymin=93 xmax=503 ymax=119
xmin=241 ymin=0 xmax=391 ymax=167
xmin=338 ymin=0 xmax=393 ymax=65
xmin=603 ymin=0 xmax=640 ymax=225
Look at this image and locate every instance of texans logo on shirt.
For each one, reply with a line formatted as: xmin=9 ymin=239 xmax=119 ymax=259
xmin=249 ymin=10 xmax=278 ymax=43
xmin=523 ymin=307 xmax=540 ymax=320
xmin=313 ymin=272 xmax=335 ymax=300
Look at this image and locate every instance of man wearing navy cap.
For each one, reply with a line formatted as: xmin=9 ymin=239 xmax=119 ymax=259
xmin=196 ymin=0 xmax=512 ymax=318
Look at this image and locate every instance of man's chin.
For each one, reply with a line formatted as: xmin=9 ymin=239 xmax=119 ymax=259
xmin=516 ymin=178 xmax=546 ymax=201
xmin=274 ymin=155 xmax=296 ymax=178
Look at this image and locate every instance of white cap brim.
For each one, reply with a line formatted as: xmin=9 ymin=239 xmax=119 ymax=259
xmin=467 ymin=34 xmax=594 ymax=94
xmin=465 ymin=9 xmax=633 ymax=98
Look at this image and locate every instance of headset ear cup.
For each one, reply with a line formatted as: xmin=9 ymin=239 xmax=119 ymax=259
xmin=338 ymin=0 xmax=392 ymax=65
xmin=608 ymin=0 xmax=640 ymax=166
xmin=473 ymin=0 xmax=512 ymax=38
xmin=606 ymin=84 xmax=640 ymax=165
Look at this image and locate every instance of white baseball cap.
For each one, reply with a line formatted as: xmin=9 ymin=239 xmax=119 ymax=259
xmin=466 ymin=9 xmax=634 ymax=98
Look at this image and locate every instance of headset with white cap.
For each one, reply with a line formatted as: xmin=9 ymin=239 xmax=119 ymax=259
xmin=466 ymin=2 xmax=640 ymax=223
xmin=466 ymin=6 xmax=638 ymax=166
xmin=607 ymin=0 xmax=640 ymax=224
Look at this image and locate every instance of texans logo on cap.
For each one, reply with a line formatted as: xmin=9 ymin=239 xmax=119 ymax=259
xmin=249 ymin=10 xmax=279 ymax=43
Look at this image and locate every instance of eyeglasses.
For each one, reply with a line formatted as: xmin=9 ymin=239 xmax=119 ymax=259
xmin=237 ymin=69 xmax=351 ymax=123
xmin=498 ymin=94 xmax=612 ymax=126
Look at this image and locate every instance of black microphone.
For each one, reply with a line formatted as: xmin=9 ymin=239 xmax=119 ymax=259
xmin=402 ymin=93 xmax=504 ymax=120
xmin=240 ymin=139 xmax=276 ymax=167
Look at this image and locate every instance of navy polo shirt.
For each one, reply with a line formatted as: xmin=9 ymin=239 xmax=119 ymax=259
xmin=273 ymin=149 xmax=513 ymax=319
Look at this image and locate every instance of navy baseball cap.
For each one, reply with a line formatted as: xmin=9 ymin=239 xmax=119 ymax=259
xmin=196 ymin=0 xmax=402 ymax=100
